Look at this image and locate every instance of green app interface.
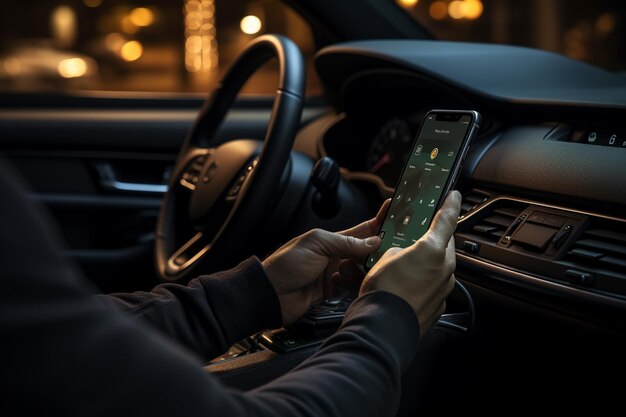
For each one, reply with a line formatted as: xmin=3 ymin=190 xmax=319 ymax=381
xmin=366 ymin=113 xmax=472 ymax=268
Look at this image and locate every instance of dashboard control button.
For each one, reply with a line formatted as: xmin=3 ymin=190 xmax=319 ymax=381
xmin=564 ymin=270 xmax=595 ymax=286
xmin=543 ymin=215 xmax=566 ymax=228
xmin=472 ymin=224 xmax=497 ymax=233
xmin=511 ymin=222 xmax=557 ymax=251
xmin=528 ymin=211 xmax=548 ymax=224
xmin=552 ymin=224 xmax=573 ymax=248
xmin=463 ymin=241 xmax=480 ymax=254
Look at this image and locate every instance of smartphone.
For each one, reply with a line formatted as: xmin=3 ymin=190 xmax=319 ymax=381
xmin=365 ymin=109 xmax=481 ymax=270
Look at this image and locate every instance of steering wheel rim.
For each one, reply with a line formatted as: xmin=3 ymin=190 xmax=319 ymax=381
xmin=156 ymin=34 xmax=305 ymax=282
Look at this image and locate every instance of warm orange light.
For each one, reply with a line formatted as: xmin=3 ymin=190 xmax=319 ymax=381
xmin=464 ymin=0 xmax=483 ymax=20
xmin=82 ymin=0 xmax=102 ymax=7
xmin=51 ymin=6 xmax=77 ymax=47
xmin=129 ymin=8 xmax=155 ymax=27
xmin=3 ymin=57 xmax=22 ymax=76
xmin=448 ymin=1 xmax=467 ymax=20
xmin=120 ymin=41 xmax=143 ymax=62
xmin=429 ymin=1 xmax=448 ymax=20
xmin=240 ymin=15 xmax=262 ymax=35
xmin=184 ymin=0 xmax=218 ymax=73
xmin=105 ymin=33 xmax=125 ymax=52
xmin=121 ymin=16 xmax=139 ymax=34
xmin=397 ymin=0 xmax=418 ymax=8
xmin=596 ymin=13 xmax=616 ymax=35
xmin=58 ymin=58 xmax=87 ymax=78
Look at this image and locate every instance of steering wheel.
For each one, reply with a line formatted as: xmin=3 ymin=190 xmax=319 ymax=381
xmin=156 ymin=35 xmax=305 ymax=282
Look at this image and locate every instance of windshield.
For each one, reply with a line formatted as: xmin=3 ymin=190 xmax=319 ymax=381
xmin=396 ymin=0 xmax=626 ymax=72
xmin=0 ymin=1 xmax=322 ymax=95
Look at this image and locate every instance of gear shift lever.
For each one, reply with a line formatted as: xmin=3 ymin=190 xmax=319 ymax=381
xmin=311 ymin=157 xmax=341 ymax=218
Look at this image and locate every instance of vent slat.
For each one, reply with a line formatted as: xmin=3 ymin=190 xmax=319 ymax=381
xmin=465 ymin=194 xmax=488 ymax=205
xmin=473 ymin=224 xmax=498 ymax=233
xmin=492 ymin=230 xmax=505 ymax=238
xmin=584 ymin=229 xmax=626 ymax=244
xmin=567 ymin=248 xmax=603 ymax=260
xmin=599 ymin=256 xmax=626 ymax=269
xmin=493 ymin=207 xmax=522 ymax=218
xmin=461 ymin=203 xmax=475 ymax=213
xmin=483 ymin=215 xmax=515 ymax=228
xmin=576 ymin=239 xmax=626 ymax=257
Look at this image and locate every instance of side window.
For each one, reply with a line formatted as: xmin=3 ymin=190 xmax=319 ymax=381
xmin=0 ymin=0 xmax=322 ymax=95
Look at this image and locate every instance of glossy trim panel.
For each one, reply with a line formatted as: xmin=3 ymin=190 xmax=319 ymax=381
xmin=456 ymin=253 xmax=626 ymax=309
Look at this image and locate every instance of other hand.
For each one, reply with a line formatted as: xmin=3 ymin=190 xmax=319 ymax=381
xmin=262 ymin=200 xmax=390 ymax=325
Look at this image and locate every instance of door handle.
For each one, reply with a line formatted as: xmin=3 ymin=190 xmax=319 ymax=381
xmin=95 ymin=162 xmax=168 ymax=195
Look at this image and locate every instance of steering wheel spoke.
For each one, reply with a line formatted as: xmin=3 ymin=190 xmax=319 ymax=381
xmin=165 ymin=232 xmax=212 ymax=276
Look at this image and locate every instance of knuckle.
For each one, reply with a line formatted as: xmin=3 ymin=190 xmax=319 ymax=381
xmin=308 ymin=228 xmax=324 ymax=240
xmin=420 ymin=236 xmax=445 ymax=259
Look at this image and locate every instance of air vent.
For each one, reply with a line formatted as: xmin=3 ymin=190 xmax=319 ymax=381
xmin=564 ymin=224 xmax=626 ymax=279
xmin=468 ymin=205 xmax=524 ymax=243
xmin=460 ymin=190 xmax=490 ymax=217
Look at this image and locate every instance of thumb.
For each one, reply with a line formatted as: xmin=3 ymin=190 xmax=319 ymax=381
xmin=307 ymin=229 xmax=381 ymax=260
xmin=424 ymin=190 xmax=462 ymax=249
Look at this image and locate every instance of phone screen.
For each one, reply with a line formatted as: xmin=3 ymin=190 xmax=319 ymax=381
xmin=365 ymin=111 xmax=476 ymax=269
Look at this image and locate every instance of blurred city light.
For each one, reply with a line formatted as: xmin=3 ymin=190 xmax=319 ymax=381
xmin=58 ymin=57 xmax=87 ymax=78
xmin=121 ymin=16 xmax=139 ymax=34
xmin=82 ymin=0 xmax=102 ymax=7
xmin=120 ymin=41 xmax=143 ymax=61
xmin=429 ymin=1 xmax=447 ymax=20
xmin=129 ymin=8 xmax=155 ymax=27
xmin=448 ymin=1 xmax=466 ymax=20
xmin=595 ymin=13 xmax=616 ymax=35
xmin=464 ymin=0 xmax=483 ymax=20
xmin=240 ymin=15 xmax=262 ymax=35
xmin=397 ymin=0 xmax=419 ymax=8
xmin=51 ymin=6 xmax=77 ymax=47
xmin=3 ymin=58 xmax=22 ymax=76
xmin=184 ymin=0 xmax=218 ymax=73
xmin=105 ymin=33 xmax=126 ymax=53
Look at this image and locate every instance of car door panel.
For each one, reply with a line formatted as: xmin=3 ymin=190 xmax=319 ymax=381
xmin=0 ymin=98 xmax=328 ymax=292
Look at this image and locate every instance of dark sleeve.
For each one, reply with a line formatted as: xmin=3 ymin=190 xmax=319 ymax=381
xmin=98 ymin=257 xmax=283 ymax=360
xmin=0 ymin=161 xmax=420 ymax=417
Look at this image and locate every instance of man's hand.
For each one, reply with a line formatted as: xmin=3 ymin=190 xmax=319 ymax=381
xmin=361 ymin=191 xmax=462 ymax=333
xmin=262 ymin=200 xmax=390 ymax=325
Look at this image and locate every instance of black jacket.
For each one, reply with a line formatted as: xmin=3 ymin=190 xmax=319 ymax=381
xmin=0 ymin=162 xmax=420 ymax=417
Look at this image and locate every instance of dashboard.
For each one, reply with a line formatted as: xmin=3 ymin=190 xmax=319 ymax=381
xmin=305 ymin=40 xmax=626 ymax=331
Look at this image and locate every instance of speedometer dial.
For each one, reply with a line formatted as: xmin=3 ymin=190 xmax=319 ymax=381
xmin=366 ymin=118 xmax=413 ymax=186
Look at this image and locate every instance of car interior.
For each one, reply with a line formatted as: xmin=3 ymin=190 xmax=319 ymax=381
xmin=1 ymin=0 xmax=625 ymax=412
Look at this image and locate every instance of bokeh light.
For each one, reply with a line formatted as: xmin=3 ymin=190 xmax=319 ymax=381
xmin=397 ymin=0 xmax=419 ymax=8
xmin=448 ymin=1 xmax=467 ymax=20
xmin=58 ymin=58 xmax=87 ymax=78
xmin=129 ymin=8 xmax=155 ymax=27
xmin=120 ymin=41 xmax=143 ymax=62
xmin=240 ymin=15 xmax=262 ymax=35
xmin=429 ymin=1 xmax=448 ymax=20
xmin=82 ymin=0 xmax=102 ymax=7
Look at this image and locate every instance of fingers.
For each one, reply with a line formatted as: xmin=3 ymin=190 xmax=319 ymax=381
xmin=339 ymin=199 xmax=391 ymax=239
xmin=423 ymin=190 xmax=462 ymax=249
xmin=373 ymin=199 xmax=392 ymax=232
xmin=307 ymin=229 xmax=381 ymax=260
